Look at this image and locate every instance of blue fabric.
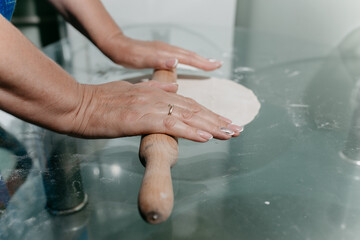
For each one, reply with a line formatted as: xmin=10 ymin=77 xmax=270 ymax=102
xmin=0 ymin=173 xmax=10 ymax=208
xmin=0 ymin=0 xmax=16 ymax=21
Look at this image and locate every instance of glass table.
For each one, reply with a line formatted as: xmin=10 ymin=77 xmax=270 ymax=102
xmin=1 ymin=24 xmax=360 ymax=240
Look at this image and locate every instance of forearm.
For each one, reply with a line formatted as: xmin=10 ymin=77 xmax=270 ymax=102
xmin=48 ymin=0 xmax=123 ymax=54
xmin=0 ymin=16 xmax=83 ymax=134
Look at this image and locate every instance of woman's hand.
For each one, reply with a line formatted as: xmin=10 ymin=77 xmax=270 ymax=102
xmin=100 ymin=34 xmax=223 ymax=71
xmin=70 ymin=80 xmax=242 ymax=142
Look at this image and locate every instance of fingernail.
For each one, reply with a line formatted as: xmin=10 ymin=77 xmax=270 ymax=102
xmin=170 ymin=82 xmax=178 ymax=91
xmin=166 ymin=58 xmax=178 ymax=69
xmin=228 ymin=124 xmax=244 ymax=133
xmin=197 ymin=130 xmax=213 ymax=141
xmin=220 ymin=127 xmax=235 ymax=136
xmin=208 ymin=58 xmax=223 ymax=67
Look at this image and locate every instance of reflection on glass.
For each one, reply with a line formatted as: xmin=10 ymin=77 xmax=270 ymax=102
xmin=0 ymin=126 xmax=32 ymax=214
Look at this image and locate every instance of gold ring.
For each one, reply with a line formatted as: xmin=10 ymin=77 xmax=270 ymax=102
xmin=168 ymin=104 xmax=174 ymax=115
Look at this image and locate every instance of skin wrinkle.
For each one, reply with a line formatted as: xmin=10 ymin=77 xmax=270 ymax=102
xmin=71 ymin=84 xmax=92 ymax=136
xmin=163 ymin=116 xmax=177 ymax=132
xmin=181 ymin=108 xmax=194 ymax=121
xmin=87 ymin=88 xmax=121 ymax=138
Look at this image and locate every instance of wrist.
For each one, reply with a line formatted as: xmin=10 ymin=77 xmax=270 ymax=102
xmin=66 ymin=83 xmax=96 ymax=137
xmin=96 ymin=30 xmax=128 ymax=63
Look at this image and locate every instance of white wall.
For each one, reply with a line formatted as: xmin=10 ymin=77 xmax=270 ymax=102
xmin=102 ymin=0 xmax=236 ymax=28
xmin=238 ymin=0 xmax=360 ymax=47
xmin=68 ymin=0 xmax=236 ymax=49
xmin=101 ymin=0 xmax=237 ymax=61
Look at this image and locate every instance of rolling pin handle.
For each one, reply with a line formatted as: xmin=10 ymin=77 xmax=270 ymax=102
xmin=138 ymin=68 xmax=178 ymax=224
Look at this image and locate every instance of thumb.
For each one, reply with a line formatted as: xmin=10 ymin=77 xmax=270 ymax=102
xmin=163 ymin=58 xmax=179 ymax=69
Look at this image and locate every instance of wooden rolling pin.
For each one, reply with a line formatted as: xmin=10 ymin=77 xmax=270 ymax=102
xmin=138 ymin=69 xmax=178 ymax=224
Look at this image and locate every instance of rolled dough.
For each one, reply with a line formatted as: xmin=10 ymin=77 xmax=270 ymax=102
xmin=176 ymin=77 xmax=260 ymax=126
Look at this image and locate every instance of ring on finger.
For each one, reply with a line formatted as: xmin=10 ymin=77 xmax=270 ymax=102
xmin=168 ymin=104 xmax=174 ymax=116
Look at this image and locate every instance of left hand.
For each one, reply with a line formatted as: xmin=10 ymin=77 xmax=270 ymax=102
xmin=68 ymin=80 xmax=242 ymax=141
xmin=100 ymin=33 xmax=223 ymax=71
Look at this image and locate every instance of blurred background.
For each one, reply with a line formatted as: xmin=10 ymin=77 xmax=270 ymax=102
xmin=11 ymin=0 xmax=360 ymax=48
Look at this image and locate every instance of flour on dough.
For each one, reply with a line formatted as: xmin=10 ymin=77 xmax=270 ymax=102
xmin=176 ymin=77 xmax=260 ymax=126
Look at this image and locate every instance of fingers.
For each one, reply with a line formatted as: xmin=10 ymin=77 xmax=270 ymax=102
xmin=163 ymin=103 xmax=243 ymax=140
xmin=165 ymin=45 xmax=223 ymax=71
xmin=153 ymin=54 xmax=222 ymax=72
xmin=111 ymin=36 xmax=223 ymax=71
xmin=161 ymin=56 xmax=222 ymax=71
xmin=133 ymin=82 xmax=243 ymax=141
xmin=153 ymin=93 xmax=244 ymax=140
xmin=139 ymin=41 xmax=223 ymax=71
xmin=161 ymin=54 xmax=222 ymax=71
xmin=177 ymin=55 xmax=223 ymax=71
xmin=149 ymin=42 xmax=223 ymax=71
xmin=142 ymin=56 xmax=179 ymax=71
xmin=134 ymin=98 xmax=243 ymax=142
xmin=137 ymin=114 xmax=214 ymax=143
xmin=137 ymin=110 xmax=243 ymax=143
xmin=134 ymin=83 xmax=244 ymax=140
xmin=165 ymin=59 xmax=179 ymax=69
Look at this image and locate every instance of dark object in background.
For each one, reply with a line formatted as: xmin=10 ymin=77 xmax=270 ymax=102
xmin=11 ymin=0 xmax=66 ymax=47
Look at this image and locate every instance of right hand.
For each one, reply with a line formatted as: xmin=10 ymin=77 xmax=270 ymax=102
xmin=101 ymin=34 xmax=223 ymax=71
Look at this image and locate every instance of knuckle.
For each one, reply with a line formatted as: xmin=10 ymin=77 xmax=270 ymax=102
xmin=185 ymin=97 xmax=197 ymax=105
xmin=181 ymin=109 xmax=194 ymax=120
xmin=163 ymin=116 xmax=177 ymax=130
xmin=185 ymin=97 xmax=202 ymax=112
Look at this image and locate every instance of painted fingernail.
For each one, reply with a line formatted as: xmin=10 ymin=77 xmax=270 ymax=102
xmin=197 ymin=130 xmax=213 ymax=141
xmin=220 ymin=127 xmax=235 ymax=136
xmin=228 ymin=124 xmax=244 ymax=133
xmin=166 ymin=58 xmax=178 ymax=69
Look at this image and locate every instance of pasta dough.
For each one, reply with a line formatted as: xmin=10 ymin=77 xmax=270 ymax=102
xmin=176 ymin=77 xmax=260 ymax=126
